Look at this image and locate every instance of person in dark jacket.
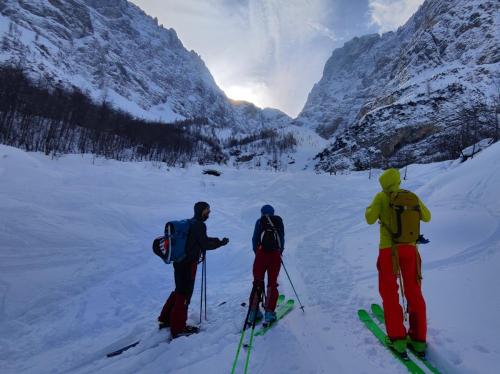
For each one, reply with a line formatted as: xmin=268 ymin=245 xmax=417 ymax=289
xmin=248 ymin=204 xmax=285 ymax=324
xmin=158 ymin=201 xmax=229 ymax=338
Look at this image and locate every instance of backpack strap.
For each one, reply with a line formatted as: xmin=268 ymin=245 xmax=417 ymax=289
xmin=166 ymin=223 xmax=172 ymax=263
xmin=415 ymin=245 xmax=423 ymax=286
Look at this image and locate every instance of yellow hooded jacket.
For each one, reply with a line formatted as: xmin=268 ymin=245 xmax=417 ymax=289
xmin=365 ymin=168 xmax=431 ymax=249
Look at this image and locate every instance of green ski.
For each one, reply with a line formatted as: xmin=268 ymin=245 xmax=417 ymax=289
xmin=255 ymin=299 xmax=294 ymax=336
xmin=370 ymin=304 xmax=442 ymax=374
xmin=231 ymin=294 xmax=285 ymax=373
xmin=358 ymin=309 xmax=425 ymax=374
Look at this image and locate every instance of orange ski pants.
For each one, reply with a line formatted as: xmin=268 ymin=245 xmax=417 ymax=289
xmin=377 ymin=244 xmax=427 ymax=342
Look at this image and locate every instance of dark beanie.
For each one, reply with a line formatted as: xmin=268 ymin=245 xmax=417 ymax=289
xmin=194 ymin=201 xmax=210 ymax=220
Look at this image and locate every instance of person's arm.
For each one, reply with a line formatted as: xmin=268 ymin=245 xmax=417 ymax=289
xmin=198 ymin=223 xmax=225 ymax=251
xmin=418 ymin=197 xmax=431 ymax=222
xmin=365 ymin=193 xmax=382 ymax=224
xmin=252 ymin=219 xmax=260 ymax=253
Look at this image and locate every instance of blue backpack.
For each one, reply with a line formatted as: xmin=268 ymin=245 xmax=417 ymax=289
xmin=152 ymin=219 xmax=192 ymax=264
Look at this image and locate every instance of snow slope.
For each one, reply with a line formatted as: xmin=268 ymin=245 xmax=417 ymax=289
xmin=0 ymin=143 xmax=499 ymax=373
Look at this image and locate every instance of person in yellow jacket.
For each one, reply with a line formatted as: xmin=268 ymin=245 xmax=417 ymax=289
xmin=365 ymin=168 xmax=431 ymax=357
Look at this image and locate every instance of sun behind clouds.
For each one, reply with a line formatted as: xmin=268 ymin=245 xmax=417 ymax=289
xmin=223 ymin=82 xmax=270 ymax=109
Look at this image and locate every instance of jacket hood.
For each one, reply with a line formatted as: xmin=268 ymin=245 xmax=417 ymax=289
xmin=261 ymin=204 xmax=275 ymax=216
xmin=194 ymin=201 xmax=210 ymax=221
xmin=378 ymin=168 xmax=401 ymax=192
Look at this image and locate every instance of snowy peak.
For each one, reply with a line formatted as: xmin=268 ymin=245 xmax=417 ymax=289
xmin=0 ymin=0 xmax=290 ymax=131
xmin=295 ymin=0 xmax=499 ymax=171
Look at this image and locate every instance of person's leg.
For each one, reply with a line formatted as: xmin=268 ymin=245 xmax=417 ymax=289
xmin=247 ymin=248 xmax=266 ymax=322
xmin=170 ymin=292 xmax=188 ymax=337
xmin=170 ymin=261 xmax=194 ymax=337
xmin=158 ymin=291 xmax=175 ymax=325
xmin=265 ymin=250 xmax=281 ymax=312
xmin=399 ymin=245 xmax=427 ymax=344
xmin=185 ymin=261 xmax=198 ymax=306
xmin=378 ymin=248 xmax=406 ymax=340
xmin=250 ymin=248 xmax=266 ymax=309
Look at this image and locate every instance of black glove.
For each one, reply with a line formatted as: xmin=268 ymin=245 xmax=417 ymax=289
xmin=220 ymin=237 xmax=229 ymax=246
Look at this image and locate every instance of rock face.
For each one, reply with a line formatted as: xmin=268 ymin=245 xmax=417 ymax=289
xmin=295 ymin=0 xmax=499 ymax=171
xmin=0 ymin=0 xmax=290 ymax=131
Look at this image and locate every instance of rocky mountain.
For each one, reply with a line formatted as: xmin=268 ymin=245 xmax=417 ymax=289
xmin=295 ymin=0 xmax=499 ymax=171
xmin=0 ymin=0 xmax=290 ymax=132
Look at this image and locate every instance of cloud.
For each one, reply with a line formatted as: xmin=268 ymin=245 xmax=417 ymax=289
xmin=131 ymin=0 xmax=339 ymax=116
xmin=368 ymin=0 xmax=424 ymax=32
xmin=131 ymin=0 xmax=378 ymax=117
xmin=308 ymin=22 xmax=339 ymax=41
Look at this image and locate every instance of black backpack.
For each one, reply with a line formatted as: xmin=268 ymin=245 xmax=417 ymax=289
xmin=259 ymin=215 xmax=281 ymax=251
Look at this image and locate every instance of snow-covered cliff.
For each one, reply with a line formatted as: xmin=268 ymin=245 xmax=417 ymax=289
xmin=295 ymin=0 xmax=499 ymax=171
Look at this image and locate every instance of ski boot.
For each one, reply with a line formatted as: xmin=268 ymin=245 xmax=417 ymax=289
xmin=388 ymin=338 xmax=409 ymax=360
xmin=408 ymin=338 xmax=427 ymax=358
xmin=172 ymin=325 xmax=200 ymax=339
xmin=247 ymin=309 xmax=263 ymax=324
xmin=264 ymin=311 xmax=277 ymax=326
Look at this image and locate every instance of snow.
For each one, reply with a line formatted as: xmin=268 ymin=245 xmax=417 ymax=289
xmin=0 ymin=142 xmax=499 ymax=374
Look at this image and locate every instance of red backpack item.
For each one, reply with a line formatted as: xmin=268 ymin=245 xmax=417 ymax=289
xmin=152 ymin=236 xmax=169 ymax=263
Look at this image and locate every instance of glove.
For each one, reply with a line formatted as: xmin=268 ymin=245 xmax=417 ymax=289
xmin=417 ymin=234 xmax=430 ymax=244
xmin=220 ymin=237 xmax=229 ymax=246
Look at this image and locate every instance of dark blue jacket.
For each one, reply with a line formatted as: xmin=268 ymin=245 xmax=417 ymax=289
xmin=252 ymin=215 xmax=285 ymax=253
xmin=184 ymin=202 xmax=223 ymax=262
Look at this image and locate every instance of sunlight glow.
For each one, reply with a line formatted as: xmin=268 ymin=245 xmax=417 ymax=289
xmin=223 ymin=82 xmax=269 ymax=109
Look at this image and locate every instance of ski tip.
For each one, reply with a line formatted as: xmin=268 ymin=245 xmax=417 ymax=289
xmin=357 ymin=309 xmax=370 ymax=320
xmin=371 ymin=303 xmax=382 ymax=311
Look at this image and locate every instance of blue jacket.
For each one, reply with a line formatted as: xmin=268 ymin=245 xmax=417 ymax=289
xmin=252 ymin=215 xmax=285 ymax=253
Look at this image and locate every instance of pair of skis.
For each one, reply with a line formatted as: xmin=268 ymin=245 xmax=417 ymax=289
xmin=231 ymin=294 xmax=294 ymax=374
xmin=358 ymin=304 xmax=441 ymax=374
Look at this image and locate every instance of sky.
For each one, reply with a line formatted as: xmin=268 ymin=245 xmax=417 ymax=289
xmin=130 ymin=0 xmax=424 ymax=117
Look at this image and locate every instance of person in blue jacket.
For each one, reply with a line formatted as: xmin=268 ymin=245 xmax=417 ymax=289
xmin=248 ymin=204 xmax=285 ymax=324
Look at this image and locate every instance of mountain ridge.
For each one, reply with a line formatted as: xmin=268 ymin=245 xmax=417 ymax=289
xmin=295 ymin=0 xmax=499 ymax=171
xmin=0 ymin=0 xmax=291 ymax=132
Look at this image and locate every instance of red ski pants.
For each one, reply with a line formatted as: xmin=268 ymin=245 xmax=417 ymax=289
xmin=251 ymin=247 xmax=281 ymax=312
xmin=378 ymin=244 xmax=427 ymax=342
xmin=158 ymin=260 xmax=198 ymax=336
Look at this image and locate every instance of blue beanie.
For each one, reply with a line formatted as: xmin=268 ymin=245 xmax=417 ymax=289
xmin=261 ymin=204 xmax=275 ymax=215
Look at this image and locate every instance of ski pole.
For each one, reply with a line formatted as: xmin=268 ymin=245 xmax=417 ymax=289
xmin=280 ymin=258 xmax=305 ymax=312
xmin=204 ymin=255 xmax=207 ymax=321
xmin=231 ymin=288 xmax=256 ymax=374
xmin=243 ymin=290 xmax=262 ymax=374
xmin=199 ymin=253 xmax=205 ymax=324
xmin=243 ymin=288 xmax=262 ymax=374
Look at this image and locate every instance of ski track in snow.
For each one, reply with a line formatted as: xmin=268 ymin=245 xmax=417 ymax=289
xmin=0 ymin=143 xmax=499 ymax=374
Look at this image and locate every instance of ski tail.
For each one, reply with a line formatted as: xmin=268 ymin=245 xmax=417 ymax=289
xmin=369 ymin=304 xmax=441 ymax=374
xmin=358 ymin=309 xmax=425 ymax=374
xmin=232 ymin=291 xmax=279 ymax=373
xmin=255 ymin=298 xmax=294 ymax=336
xmin=106 ymin=340 xmax=140 ymax=358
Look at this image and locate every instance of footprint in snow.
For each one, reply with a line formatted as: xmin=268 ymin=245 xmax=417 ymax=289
xmin=473 ymin=344 xmax=490 ymax=354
